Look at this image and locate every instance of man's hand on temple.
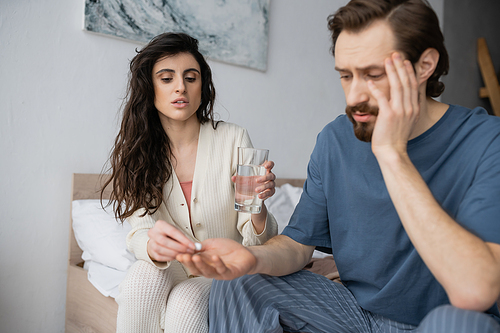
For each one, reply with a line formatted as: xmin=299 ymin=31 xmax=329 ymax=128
xmin=368 ymin=52 xmax=420 ymax=157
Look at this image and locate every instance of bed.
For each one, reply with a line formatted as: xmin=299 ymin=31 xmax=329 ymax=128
xmin=66 ymin=174 xmax=118 ymax=332
xmin=65 ymin=173 xmax=338 ymax=332
xmin=67 ymin=173 xmax=498 ymax=332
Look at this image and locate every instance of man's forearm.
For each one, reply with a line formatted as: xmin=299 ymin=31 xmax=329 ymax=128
xmin=249 ymin=235 xmax=315 ymax=277
xmin=377 ymin=151 xmax=500 ymax=310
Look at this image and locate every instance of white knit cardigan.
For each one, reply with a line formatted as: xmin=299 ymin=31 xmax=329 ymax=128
xmin=126 ymin=121 xmax=278 ymax=269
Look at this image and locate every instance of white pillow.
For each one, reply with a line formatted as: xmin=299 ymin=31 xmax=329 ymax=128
xmin=266 ymin=184 xmax=303 ymax=233
xmin=72 ymin=200 xmax=136 ymax=272
xmin=84 ymin=260 xmax=127 ymax=298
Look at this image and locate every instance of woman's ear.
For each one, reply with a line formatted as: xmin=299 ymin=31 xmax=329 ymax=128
xmin=415 ymin=48 xmax=440 ymax=84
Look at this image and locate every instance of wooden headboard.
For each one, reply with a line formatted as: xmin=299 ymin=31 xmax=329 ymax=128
xmin=71 ymin=173 xmax=304 ymax=200
xmin=72 ymin=173 xmax=112 ymax=200
xmin=69 ymin=173 xmax=305 ymax=266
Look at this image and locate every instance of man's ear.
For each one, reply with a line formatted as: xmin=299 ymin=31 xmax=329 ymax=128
xmin=415 ymin=48 xmax=440 ymax=84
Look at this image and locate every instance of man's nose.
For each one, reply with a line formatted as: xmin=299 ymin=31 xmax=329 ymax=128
xmin=346 ymin=78 xmax=369 ymax=107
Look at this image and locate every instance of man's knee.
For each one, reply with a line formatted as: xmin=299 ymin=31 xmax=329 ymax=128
xmin=212 ymin=274 xmax=256 ymax=293
xmin=210 ymin=274 xmax=269 ymax=310
xmin=418 ymin=305 xmax=500 ymax=333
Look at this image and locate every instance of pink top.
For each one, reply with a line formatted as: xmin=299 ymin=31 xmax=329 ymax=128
xmin=180 ymin=180 xmax=193 ymax=212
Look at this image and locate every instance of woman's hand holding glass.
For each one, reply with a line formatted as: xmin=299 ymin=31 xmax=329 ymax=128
xmin=256 ymin=160 xmax=276 ymax=200
xmin=232 ymin=160 xmax=276 ymax=207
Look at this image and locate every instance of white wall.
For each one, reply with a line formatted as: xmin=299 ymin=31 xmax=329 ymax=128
xmin=0 ymin=0 xmax=443 ymax=331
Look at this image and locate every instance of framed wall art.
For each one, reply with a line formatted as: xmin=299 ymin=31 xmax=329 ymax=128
xmin=84 ymin=0 xmax=270 ymax=71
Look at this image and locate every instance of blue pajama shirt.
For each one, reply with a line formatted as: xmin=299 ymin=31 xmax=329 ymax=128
xmin=209 ymin=105 xmax=500 ymax=332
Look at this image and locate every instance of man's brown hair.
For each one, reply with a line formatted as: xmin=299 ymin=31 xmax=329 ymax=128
xmin=328 ymin=0 xmax=449 ymax=97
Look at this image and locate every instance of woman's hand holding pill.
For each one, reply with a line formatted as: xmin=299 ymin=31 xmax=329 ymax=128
xmin=147 ymin=220 xmax=197 ymax=262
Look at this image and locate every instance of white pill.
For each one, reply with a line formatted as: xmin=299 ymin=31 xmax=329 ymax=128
xmin=195 ymin=242 xmax=202 ymax=251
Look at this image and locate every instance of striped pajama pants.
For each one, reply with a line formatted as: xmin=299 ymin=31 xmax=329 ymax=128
xmin=208 ymin=270 xmax=500 ymax=333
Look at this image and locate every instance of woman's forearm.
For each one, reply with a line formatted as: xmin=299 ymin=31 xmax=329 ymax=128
xmin=250 ymin=203 xmax=268 ymax=234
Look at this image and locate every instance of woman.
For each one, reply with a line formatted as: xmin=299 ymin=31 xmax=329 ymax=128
xmin=102 ymin=32 xmax=278 ymax=333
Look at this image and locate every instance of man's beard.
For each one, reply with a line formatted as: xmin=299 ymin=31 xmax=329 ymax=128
xmin=345 ymin=102 xmax=379 ymax=142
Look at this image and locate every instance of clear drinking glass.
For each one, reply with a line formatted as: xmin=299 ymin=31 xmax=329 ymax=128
xmin=234 ymin=147 xmax=269 ymax=214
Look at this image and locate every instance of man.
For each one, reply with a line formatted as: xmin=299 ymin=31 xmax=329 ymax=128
xmin=178 ymin=0 xmax=500 ymax=331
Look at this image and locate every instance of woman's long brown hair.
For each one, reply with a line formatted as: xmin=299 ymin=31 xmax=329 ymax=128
xmin=101 ymin=32 xmax=216 ymax=222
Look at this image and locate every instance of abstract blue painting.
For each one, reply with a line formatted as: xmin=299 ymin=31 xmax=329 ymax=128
xmin=84 ymin=0 xmax=270 ymax=71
